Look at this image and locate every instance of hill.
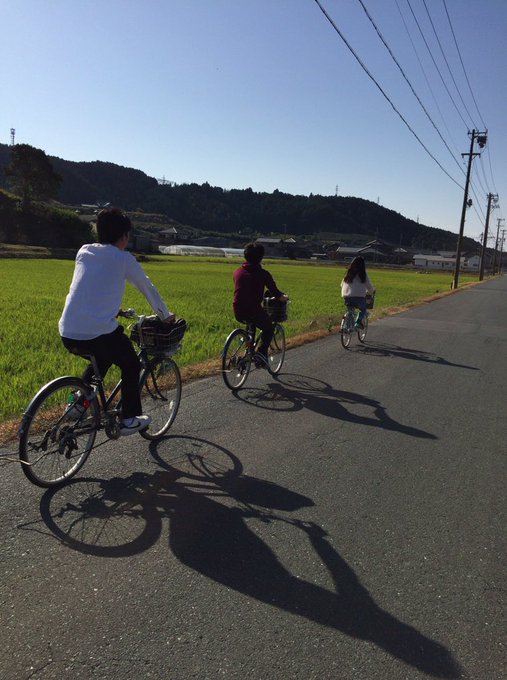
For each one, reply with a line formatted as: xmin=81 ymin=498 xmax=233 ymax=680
xmin=0 ymin=143 xmax=478 ymax=251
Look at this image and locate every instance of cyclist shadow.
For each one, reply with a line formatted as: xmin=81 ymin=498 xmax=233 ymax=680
xmin=234 ymin=374 xmax=437 ymax=440
xmin=32 ymin=435 xmax=461 ymax=677
xmin=352 ymin=342 xmax=479 ymax=370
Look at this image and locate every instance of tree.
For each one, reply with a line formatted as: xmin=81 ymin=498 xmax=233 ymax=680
xmin=5 ymin=144 xmax=61 ymax=208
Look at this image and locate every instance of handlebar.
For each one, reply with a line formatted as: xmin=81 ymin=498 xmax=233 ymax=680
xmin=117 ymin=308 xmax=141 ymax=320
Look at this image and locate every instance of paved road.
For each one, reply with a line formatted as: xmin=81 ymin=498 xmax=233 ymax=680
xmin=1 ymin=277 xmax=505 ymax=680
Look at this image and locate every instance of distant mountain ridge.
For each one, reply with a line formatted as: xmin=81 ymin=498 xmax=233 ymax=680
xmin=0 ymin=143 xmax=478 ymax=251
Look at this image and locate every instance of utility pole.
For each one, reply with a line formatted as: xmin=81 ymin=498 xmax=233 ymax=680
xmin=453 ymin=129 xmax=487 ymax=289
xmin=479 ymin=193 xmax=498 ymax=280
xmin=499 ymin=229 xmax=506 ymax=274
xmin=492 ymin=218 xmax=505 ymax=274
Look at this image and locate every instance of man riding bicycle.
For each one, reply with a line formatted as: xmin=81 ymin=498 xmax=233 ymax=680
xmin=232 ymin=242 xmax=288 ymax=365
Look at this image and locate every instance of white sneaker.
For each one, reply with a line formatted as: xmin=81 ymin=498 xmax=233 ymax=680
xmin=119 ymin=415 xmax=152 ymax=436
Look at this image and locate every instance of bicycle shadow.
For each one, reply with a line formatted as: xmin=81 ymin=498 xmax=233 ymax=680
xmin=29 ymin=435 xmax=461 ymax=677
xmin=234 ymin=374 xmax=437 ymax=440
xmin=348 ymin=341 xmax=479 ymax=370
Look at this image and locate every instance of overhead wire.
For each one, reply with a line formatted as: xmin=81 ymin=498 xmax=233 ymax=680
xmin=404 ymin=0 xmax=469 ymax=130
xmin=394 ymin=0 xmax=462 ymax=160
xmin=422 ymin=0 xmax=478 ymax=129
xmin=356 ymin=0 xmax=465 ymax=179
xmin=442 ymin=0 xmax=487 ymax=130
xmin=312 ymin=0 xmax=464 ymax=190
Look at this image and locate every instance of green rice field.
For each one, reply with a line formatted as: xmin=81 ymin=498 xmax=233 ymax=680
xmin=0 ymin=256 xmax=477 ymax=423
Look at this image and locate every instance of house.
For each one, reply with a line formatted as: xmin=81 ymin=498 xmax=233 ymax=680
xmin=255 ymin=238 xmax=285 ymax=257
xmin=413 ymin=254 xmax=462 ymax=270
xmin=159 ymin=227 xmax=178 ymax=243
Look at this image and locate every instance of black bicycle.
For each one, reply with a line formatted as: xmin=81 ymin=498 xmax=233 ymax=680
xmin=222 ymin=298 xmax=288 ymax=390
xmin=18 ymin=309 xmax=186 ymax=487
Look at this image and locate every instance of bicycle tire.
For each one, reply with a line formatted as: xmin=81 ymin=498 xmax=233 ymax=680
xmin=340 ymin=313 xmax=352 ymax=349
xmin=357 ymin=316 xmax=368 ymax=343
xmin=222 ymin=329 xmax=251 ymax=389
xmin=267 ymin=323 xmax=286 ymax=375
xmin=19 ymin=376 xmax=99 ymax=487
xmin=139 ymin=357 xmax=182 ymax=440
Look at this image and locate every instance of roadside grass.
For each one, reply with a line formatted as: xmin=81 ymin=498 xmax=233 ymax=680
xmin=0 ymin=256 xmax=478 ymax=430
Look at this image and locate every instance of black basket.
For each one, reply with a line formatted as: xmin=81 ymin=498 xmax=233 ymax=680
xmin=262 ymin=297 xmax=288 ymax=322
xmin=131 ymin=318 xmax=187 ymax=355
xmin=365 ymin=293 xmax=375 ymax=310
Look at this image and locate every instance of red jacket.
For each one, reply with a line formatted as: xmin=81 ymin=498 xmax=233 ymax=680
xmin=233 ymin=262 xmax=283 ymax=319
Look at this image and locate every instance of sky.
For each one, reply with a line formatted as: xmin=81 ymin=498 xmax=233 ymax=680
xmin=2 ymin=0 xmax=507 ymax=240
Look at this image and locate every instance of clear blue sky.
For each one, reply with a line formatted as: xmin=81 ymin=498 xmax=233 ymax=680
xmin=2 ymin=0 xmax=506 ymax=240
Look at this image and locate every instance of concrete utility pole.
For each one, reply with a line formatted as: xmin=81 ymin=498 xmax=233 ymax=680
xmin=453 ymin=129 xmax=487 ymax=289
xmin=493 ymin=218 xmax=505 ymax=274
xmin=479 ymin=193 xmax=498 ymax=281
xmin=499 ymin=230 xmax=506 ymax=274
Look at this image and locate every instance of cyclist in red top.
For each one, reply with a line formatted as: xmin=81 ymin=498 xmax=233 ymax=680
xmin=233 ymin=242 xmax=288 ymax=363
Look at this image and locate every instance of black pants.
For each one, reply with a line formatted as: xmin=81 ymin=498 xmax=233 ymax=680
xmin=62 ymin=325 xmax=141 ymax=419
xmin=236 ymin=309 xmax=273 ymax=354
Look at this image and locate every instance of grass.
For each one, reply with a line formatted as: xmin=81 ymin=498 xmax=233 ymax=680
xmin=0 ymin=256 xmax=478 ymax=433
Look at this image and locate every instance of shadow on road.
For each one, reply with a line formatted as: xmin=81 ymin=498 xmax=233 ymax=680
xmin=233 ymin=373 xmax=437 ymax=439
xmin=30 ymin=435 xmax=461 ymax=678
xmin=350 ymin=342 xmax=479 ymax=370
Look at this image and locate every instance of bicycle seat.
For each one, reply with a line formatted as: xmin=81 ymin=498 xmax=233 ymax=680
xmin=67 ymin=346 xmax=96 ymax=361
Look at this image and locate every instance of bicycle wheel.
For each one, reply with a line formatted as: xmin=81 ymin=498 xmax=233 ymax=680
xmin=357 ymin=316 xmax=368 ymax=343
xmin=222 ymin=329 xmax=251 ymax=389
xmin=340 ymin=313 xmax=352 ymax=349
xmin=267 ymin=323 xmax=286 ymax=375
xmin=139 ymin=357 xmax=182 ymax=440
xmin=19 ymin=376 xmax=99 ymax=487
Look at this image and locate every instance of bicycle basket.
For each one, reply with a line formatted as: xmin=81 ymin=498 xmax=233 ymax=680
xmin=365 ymin=293 xmax=375 ymax=310
xmin=262 ymin=297 xmax=289 ymax=322
xmin=131 ymin=318 xmax=187 ymax=355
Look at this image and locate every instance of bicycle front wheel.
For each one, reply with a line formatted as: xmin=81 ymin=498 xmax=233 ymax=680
xmin=267 ymin=323 xmax=286 ymax=375
xmin=340 ymin=313 xmax=352 ymax=349
xmin=139 ymin=358 xmax=182 ymax=440
xmin=19 ymin=376 xmax=99 ymax=487
xmin=222 ymin=329 xmax=251 ymax=389
xmin=358 ymin=316 xmax=368 ymax=343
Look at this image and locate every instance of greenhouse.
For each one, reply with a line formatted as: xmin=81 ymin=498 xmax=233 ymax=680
xmin=158 ymin=245 xmax=244 ymax=257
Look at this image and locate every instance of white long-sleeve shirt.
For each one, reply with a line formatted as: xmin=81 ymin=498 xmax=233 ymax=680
xmin=341 ymin=273 xmax=375 ymax=298
xmin=59 ymin=243 xmax=171 ymax=340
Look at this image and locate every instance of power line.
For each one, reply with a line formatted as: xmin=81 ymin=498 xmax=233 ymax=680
xmin=442 ymin=0 xmax=487 ymax=130
xmin=405 ymin=0 xmax=469 ymax=129
xmin=422 ymin=0 xmax=477 ymax=129
xmin=312 ymin=0 xmax=463 ymax=190
xmin=395 ymin=0 xmax=462 ymax=160
xmin=357 ymin=0 xmax=465 ymax=176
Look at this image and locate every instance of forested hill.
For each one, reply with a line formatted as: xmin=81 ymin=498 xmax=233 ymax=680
xmin=0 ymin=143 xmax=476 ymax=250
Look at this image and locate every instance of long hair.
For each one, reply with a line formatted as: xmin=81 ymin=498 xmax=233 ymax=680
xmin=343 ymin=256 xmax=366 ymax=283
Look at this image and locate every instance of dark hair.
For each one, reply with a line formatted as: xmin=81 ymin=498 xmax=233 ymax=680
xmin=343 ymin=256 xmax=366 ymax=283
xmin=96 ymin=208 xmax=131 ymax=244
xmin=244 ymin=242 xmax=264 ymax=264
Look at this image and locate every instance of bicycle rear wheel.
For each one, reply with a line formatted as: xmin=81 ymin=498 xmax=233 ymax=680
xmin=222 ymin=329 xmax=251 ymax=389
xmin=357 ymin=316 xmax=368 ymax=343
xmin=267 ymin=323 xmax=286 ymax=374
xmin=139 ymin=357 xmax=182 ymax=440
xmin=19 ymin=376 xmax=99 ymax=487
xmin=340 ymin=312 xmax=353 ymax=349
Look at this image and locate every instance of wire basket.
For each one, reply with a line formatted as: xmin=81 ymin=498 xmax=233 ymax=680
xmin=262 ymin=297 xmax=289 ymax=322
xmin=365 ymin=293 xmax=375 ymax=310
xmin=131 ymin=319 xmax=187 ymax=356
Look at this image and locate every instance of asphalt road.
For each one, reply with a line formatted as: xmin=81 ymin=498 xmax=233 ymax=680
xmin=1 ymin=277 xmax=505 ymax=680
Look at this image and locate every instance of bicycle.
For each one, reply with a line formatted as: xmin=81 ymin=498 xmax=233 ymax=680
xmin=340 ymin=293 xmax=374 ymax=349
xmin=222 ymin=297 xmax=289 ymax=390
xmin=18 ymin=309 xmax=186 ymax=488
